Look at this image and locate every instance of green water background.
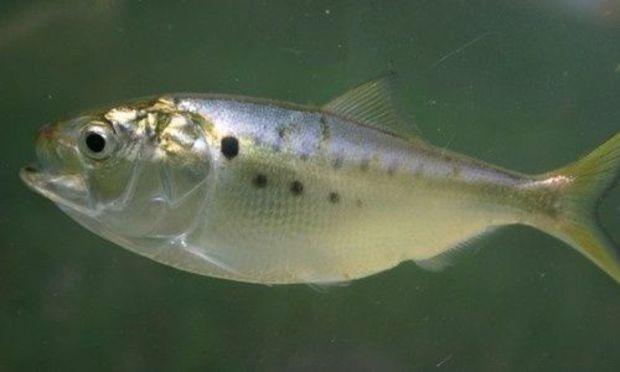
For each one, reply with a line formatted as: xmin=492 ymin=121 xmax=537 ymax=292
xmin=1 ymin=0 xmax=620 ymax=370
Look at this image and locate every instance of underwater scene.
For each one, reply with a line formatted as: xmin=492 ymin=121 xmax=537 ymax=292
xmin=1 ymin=0 xmax=620 ymax=370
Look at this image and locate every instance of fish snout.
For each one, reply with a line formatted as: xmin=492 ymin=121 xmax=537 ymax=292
xmin=36 ymin=123 xmax=56 ymax=144
xmin=34 ymin=122 xmax=70 ymax=171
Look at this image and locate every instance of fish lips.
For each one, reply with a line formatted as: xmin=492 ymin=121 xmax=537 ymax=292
xmin=20 ymin=165 xmax=95 ymax=216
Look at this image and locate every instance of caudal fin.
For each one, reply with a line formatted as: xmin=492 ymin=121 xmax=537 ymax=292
xmin=541 ymin=133 xmax=620 ymax=283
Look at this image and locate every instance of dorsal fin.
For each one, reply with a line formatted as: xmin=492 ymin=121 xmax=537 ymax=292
xmin=322 ymin=73 xmax=423 ymax=143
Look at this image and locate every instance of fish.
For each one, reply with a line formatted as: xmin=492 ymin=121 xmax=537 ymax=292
xmin=20 ymin=75 xmax=620 ymax=285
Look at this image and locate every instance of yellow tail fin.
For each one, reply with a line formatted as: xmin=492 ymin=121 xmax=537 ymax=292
xmin=542 ymin=133 xmax=620 ymax=283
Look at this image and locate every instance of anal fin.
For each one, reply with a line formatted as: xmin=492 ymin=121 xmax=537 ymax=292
xmin=414 ymin=227 xmax=498 ymax=272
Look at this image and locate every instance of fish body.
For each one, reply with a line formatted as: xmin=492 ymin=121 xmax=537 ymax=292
xmin=20 ymin=77 xmax=620 ymax=285
xmin=158 ymin=95 xmax=529 ymax=283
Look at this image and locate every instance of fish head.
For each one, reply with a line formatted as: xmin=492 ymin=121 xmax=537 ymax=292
xmin=21 ymin=97 xmax=213 ymax=245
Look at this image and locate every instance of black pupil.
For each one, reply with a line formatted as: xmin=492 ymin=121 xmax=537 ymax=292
xmin=85 ymin=132 xmax=106 ymax=153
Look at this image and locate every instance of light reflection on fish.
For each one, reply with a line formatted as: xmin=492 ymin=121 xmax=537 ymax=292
xmin=20 ymin=76 xmax=620 ymax=285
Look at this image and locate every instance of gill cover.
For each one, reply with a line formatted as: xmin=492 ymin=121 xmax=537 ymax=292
xmin=83 ymin=102 xmax=212 ymax=240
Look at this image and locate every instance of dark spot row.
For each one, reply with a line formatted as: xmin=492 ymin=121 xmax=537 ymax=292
xmin=222 ymin=135 xmax=400 ymax=176
xmin=221 ymin=136 xmax=367 ymax=206
xmin=251 ymin=174 xmax=340 ymax=203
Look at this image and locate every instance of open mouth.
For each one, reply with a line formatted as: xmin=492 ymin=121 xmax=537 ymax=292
xmin=20 ymin=164 xmax=52 ymax=196
xmin=20 ymin=164 xmax=94 ymax=216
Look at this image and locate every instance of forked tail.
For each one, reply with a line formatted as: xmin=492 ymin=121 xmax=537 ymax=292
xmin=538 ymin=133 xmax=620 ymax=283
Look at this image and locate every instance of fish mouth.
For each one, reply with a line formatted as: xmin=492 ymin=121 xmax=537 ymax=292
xmin=20 ymin=164 xmax=95 ymax=216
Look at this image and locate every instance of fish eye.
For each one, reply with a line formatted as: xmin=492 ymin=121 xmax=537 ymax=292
xmin=79 ymin=122 xmax=117 ymax=160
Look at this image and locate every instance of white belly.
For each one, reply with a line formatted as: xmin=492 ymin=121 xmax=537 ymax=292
xmin=183 ymin=164 xmax=518 ymax=284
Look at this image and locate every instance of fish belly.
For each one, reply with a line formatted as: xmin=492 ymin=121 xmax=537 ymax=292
xmin=192 ymin=161 xmax=516 ymax=284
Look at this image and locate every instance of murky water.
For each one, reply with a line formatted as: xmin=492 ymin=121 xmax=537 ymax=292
xmin=1 ymin=1 xmax=620 ymax=370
